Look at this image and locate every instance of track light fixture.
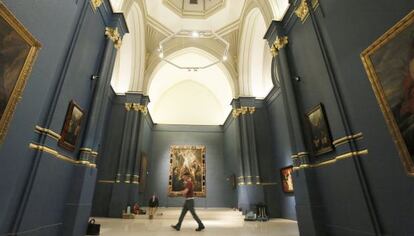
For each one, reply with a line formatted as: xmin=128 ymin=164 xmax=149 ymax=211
xmin=158 ymin=29 xmax=230 ymax=71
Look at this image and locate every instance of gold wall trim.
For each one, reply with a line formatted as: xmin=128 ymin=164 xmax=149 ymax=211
xmin=294 ymin=0 xmax=319 ymax=23
xmin=29 ymin=143 xmax=96 ymax=168
xmin=232 ymin=107 xmax=255 ymax=118
xmin=98 ymin=180 xmax=115 ymax=184
xmin=79 ymin=147 xmax=99 ymax=157
xmin=125 ymin=103 xmax=148 ymax=115
xmin=238 ymin=182 xmax=274 ymax=186
xmin=291 ymin=151 xmax=309 ymax=159
xmin=105 ymin=27 xmax=122 ymax=49
xmin=35 ymin=125 xmax=61 ymax=141
xmin=333 ymin=132 xmax=364 ymax=147
xmin=270 ymin=36 xmax=288 ymax=57
xmin=97 ymin=180 xmax=139 ymax=185
xmin=293 ymin=149 xmax=368 ymax=171
xmin=90 ymin=0 xmax=103 ymax=11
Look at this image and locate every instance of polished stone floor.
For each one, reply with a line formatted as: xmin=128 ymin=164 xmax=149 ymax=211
xmin=93 ymin=208 xmax=299 ymax=236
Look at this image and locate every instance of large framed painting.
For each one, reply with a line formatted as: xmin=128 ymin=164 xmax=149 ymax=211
xmin=58 ymin=101 xmax=84 ymax=151
xmin=0 ymin=3 xmax=41 ymax=142
xmin=280 ymin=166 xmax=294 ymax=193
xmin=305 ymin=103 xmax=334 ymax=156
xmin=361 ymin=11 xmax=414 ymax=175
xmin=168 ymin=145 xmax=206 ymax=197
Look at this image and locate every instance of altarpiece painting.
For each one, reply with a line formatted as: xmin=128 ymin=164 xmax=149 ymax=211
xmin=168 ymin=145 xmax=206 ymax=197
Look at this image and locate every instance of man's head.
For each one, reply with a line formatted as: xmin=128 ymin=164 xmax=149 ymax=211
xmin=182 ymin=172 xmax=191 ymax=181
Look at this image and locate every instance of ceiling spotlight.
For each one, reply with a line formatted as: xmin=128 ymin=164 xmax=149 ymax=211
xmin=222 ymin=55 xmax=228 ymax=61
xmin=192 ymin=31 xmax=200 ymax=38
xmin=159 ymin=52 xmax=164 ymax=58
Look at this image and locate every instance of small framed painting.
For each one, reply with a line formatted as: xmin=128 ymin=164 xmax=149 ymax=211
xmin=58 ymin=101 xmax=84 ymax=151
xmin=305 ymin=103 xmax=334 ymax=156
xmin=280 ymin=166 xmax=294 ymax=193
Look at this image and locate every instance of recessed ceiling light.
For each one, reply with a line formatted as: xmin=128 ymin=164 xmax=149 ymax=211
xmin=192 ymin=31 xmax=200 ymax=38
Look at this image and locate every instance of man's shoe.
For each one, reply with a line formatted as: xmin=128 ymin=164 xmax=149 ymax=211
xmin=195 ymin=225 xmax=205 ymax=231
xmin=171 ymin=225 xmax=180 ymax=231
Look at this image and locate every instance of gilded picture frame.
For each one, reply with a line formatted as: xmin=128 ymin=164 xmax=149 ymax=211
xmin=361 ymin=10 xmax=414 ymax=175
xmin=58 ymin=101 xmax=84 ymax=152
xmin=0 ymin=3 xmax=41 ymax=143
xmin=280 ymin=166 xmax=294 ymax=193
xmin=305 ymin=103 xmax=334 ymax=156
xmin=168 ymin=145 xmax=206 ymax=197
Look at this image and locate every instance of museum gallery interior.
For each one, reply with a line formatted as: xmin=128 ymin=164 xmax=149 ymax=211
xmin=0 ymin=0 xmax=414 ymax=235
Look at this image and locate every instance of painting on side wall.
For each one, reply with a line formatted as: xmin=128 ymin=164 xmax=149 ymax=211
xmin=58 ymin=101 xmax=84 ymax=151
xmin=168 ymin=145 xmax=206 ymax=197
xmin=139 ymin=152 xmax=148 ymax=193
xmin=280 ymin=166 xmax=294 ymax=193
xmin=305 ymin=103 xmax=334 ymax=156
xmin=0 ymin=3 xmax=41 ymax=142
xmin=361 ymin=10 xmax=414 ymax=175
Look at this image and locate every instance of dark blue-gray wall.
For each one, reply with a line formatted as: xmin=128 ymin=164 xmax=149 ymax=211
xmin=265 ymin=89 xmax=296 ymax=220
xmin=0 ymin=0 xmax=125 ymax=235
xmin=146 ymin=124 xmax=234 ymax=208
xmin=264 ymin=0 xmax=414 ymax=235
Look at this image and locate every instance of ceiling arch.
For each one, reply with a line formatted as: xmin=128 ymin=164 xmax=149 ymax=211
xmin=144 ymin=41 xmax=237 ymax=96
xmin=148 ymin=47 xmax=233 ymax=125
xmin=110 ymin=1 xmax=145 ymax=94
xmin=238 ymin=7 xmax=273 ymax=98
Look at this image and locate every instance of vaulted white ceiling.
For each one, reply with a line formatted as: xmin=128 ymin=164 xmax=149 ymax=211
xmin=148 ymin=48 xmax=233 ymax=125
xmin=109 ymin=0 xmax=290 ymax=125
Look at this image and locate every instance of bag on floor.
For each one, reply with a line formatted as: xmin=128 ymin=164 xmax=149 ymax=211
xmin=244 ymin=211 xmax=256 ymax=221
xmin=86 ymin=219 xmax=100 ymax=235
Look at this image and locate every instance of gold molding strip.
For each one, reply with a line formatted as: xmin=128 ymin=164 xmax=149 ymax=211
xmin=98 ymin=180 xmax=115 ymax=184
xmin=232 ymin=107 xmax=255 ymax=118
xmin=293 ymin=149 xmax=368 ymax=171
xmin=291 ymin=151 xmax=309 ymax=159
xmin=35 ymin=125 xmax=61 ymax=141
xmin=333 ymin=133 xmax=364 ymax=147
xmin=29 ymin=143 xmax=96 ymax=168
xmin=105 ymin=27 xmax=122 ymax=49
xmin=238 ymin=182 xmax=274 ymax=186
xmin=80 ymin=147 xmax=99 ymax=157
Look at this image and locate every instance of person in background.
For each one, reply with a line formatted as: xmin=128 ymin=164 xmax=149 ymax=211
xmin=171 ymin=173 xmax=205 ymax=232
xmin=148 ymin=193 xmax=159 ymax=219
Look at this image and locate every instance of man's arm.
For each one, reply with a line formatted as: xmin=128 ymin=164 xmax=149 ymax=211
xmin=181 ymin=187 xmax=189 ymax=196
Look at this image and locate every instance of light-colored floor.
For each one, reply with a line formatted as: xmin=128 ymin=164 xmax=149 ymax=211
xmin=92 ymin=208 xmax=300 ymax=236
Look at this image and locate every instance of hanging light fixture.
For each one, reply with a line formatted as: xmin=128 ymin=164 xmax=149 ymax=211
xmin=157 ymin=29 xmax=230 ymax=71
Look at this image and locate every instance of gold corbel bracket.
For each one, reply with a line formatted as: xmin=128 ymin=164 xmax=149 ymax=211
xmin=105 ymin=27 xmax=122 ymax=49
xmin=125 ymin=103 xmax=132 ymax=111
xmin=232 ymin=106 xmax=256 ymax=118
xmin=295 ymin=0 xmax=319 ymax=23
xmin=90 ymin=0 xmax=103 ymax=11
xmin=270 ymin=36 xmax=288 ymax=57
xmin=295 ymin=0 xmax=309 ymax=22
xmin=125 ymin=103 xmax=148 ymax=115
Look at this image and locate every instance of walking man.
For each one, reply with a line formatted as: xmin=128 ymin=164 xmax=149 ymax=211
xmin=171 ymin=173 xmax=205 ymax=231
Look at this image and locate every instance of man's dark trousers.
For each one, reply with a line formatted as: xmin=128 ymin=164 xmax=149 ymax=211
xmin=176 ymin=199 xmax=204 ymax=228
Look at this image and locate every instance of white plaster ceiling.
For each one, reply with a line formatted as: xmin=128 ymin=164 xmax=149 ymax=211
xmin=163 ymin=0 xmax=225 ymax=18
xmin=148 ymin=48 xmax=233 ymax=125
xmin=145 ymin=0 xmax=245 ymax=32
xmin=109 ymin=0 xmax=291 ymax=125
